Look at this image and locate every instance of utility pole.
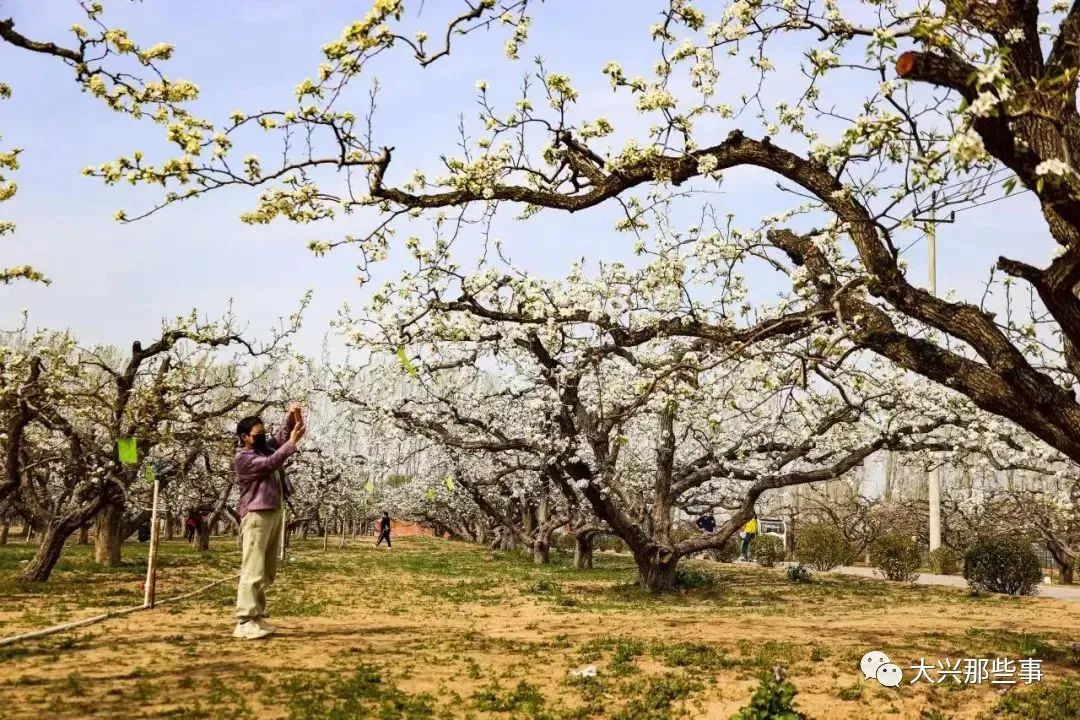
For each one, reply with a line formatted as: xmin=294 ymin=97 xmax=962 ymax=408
xmin=927 ymin=198 xmax=942 ymax=552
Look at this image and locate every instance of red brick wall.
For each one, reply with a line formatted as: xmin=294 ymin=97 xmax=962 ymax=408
xmin=383 ymin=520 xmax=434 ymax=537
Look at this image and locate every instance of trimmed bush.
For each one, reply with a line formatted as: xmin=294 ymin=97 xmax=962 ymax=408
xmin=963 ymin=536 xmax=1042 ymax=596
xmin=928 ymin=546 xmax=960 ymax=575
xmin=750 ymin=534 xmax=785 ymax=567
xmin=786 ymin=564 xmax=813 ymax=583
xmin=795 ymin=523 xmax=854 ymax=571
xmin=713 ymin=536 xmax=741 ymax=563
xmin=870 ymin=532 xmax=921 ymax=582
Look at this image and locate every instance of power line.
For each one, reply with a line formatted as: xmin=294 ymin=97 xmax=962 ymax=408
xmin=898 ymin=188 xmax=1032 ymax=257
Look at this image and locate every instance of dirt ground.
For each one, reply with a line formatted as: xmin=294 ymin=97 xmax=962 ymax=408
xmin=1 ymin=536 xmax=1078 ymax=719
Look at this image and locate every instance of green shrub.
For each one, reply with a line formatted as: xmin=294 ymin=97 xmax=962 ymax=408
xmin=795 ymin=524 xmax=854 ymax=571
xmin=713 ymin=536 xmax=741 ymax=563
xmin=963 ymin=536 xmax=1042 ymax=596
xmin=675 ymin=567 xmax=715 ymax=590
xmin=750 ymin=534 xmax=785 ymax=568
xmin=995 ymin=679 xmax=1080 ymax=719
xmin=525 ymin=578 xmax=561 ymax=594
xmin=870 ymin=532 xmax=921 ymax=582
xmin=928 ymin=546 xmax=960 ymax=575
xmin=731 ymin=669 xmax=810 ymax=720
xmin=786 ymin=564 xmax=813 ymax=583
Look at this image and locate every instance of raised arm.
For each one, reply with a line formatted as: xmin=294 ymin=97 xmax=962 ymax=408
xmin=236 ymin=440 xmax=297 ymax=475
xmin=274 ymin=404 xmax=299 ymax=447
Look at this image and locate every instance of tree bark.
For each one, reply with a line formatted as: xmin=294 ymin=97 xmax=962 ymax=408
xmin=77 ymin=524 xmax=89 ymax=545
xmin=1050 ymin=546 xmax=1075 ymax=584
xmin=194 ymin=524 xmax=211 ymax=552
xmin=532 ymin=538 xmax=551 ymax=565
xmin=20 ymin=506 xmax=102 ymax=582
xmin=574 ymin=533 xmax=594 ymax=570
xmin=0 ymin=522 xmax=8 ymax=545
xmin=634 ymin=550 xmax=679 ymax=592
xmin=20 ymin=523 xmax=74 ymax=582
xmin=94 ymin=501 xmax=124 ymax=566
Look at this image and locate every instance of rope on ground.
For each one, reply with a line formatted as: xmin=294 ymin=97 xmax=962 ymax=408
xmin=0 ymin=573 xmax=240 ymax=647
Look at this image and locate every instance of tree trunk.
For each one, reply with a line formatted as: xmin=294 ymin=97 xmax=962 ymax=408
xmin=194 ymin=524 xmax=212 ymax=552
xmin=1050 ymin=547 xmax=1075 ymax=584
xmin=532 ymin=538 xmax=551 ymax=565
xmin=21 ymin=522 xmax=75 ymax=582
xmin=884 ymin=451 xmax=896 ymax=501
xmin=94 ymin=502 xmax=124 ymax=566
xmin=0 ymin=522 xmax=8 ymax=545
xmin=634 ymin=550 xmax=679 ymax=592
xmin=574 ymin=533 xmax=594 ymax=570
xmin=164 ymin=513 xmax=175 ymax=540
xmin=77 ymin=524 xmax=89 ymax=545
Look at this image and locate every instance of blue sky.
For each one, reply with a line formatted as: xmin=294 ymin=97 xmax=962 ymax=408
xmin=0 ymin=0 xmax=1051 ymax=358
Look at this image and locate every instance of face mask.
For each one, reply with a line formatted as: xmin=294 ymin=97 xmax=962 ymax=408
xmin=251 ymin=433 xmax=269 ymax=453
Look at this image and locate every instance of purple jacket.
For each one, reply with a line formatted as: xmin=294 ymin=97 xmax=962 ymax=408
xmin=235 ymin=411 xmax=297 ymax=518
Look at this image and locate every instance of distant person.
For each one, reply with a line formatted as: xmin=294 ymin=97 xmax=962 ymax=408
xmin=184 ymin=512 xmax=197 ymax=542
xmin=741 ymin=515 xmax=758 ymax=561
xmin=376 ymin=512 xmax=392 ymax=549
xmin=232 ymin=403 xmax=305 ymax=640
xmin=695 ymin=514 xmax=716 ymax=533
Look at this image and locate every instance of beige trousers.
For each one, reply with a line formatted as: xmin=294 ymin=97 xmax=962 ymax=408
xmin=235 ymin=507 xmax=283 ymax=622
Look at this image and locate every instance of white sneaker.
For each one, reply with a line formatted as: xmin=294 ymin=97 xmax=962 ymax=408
xmin=233 ymin=620 xmax=270 ymax=640
xmin=255 ymin=618 xmax=277 ymax=634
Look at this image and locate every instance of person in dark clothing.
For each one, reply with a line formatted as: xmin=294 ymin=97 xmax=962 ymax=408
xmin=184 ymin=513 xmax=197 ymax=542
xmin=695 ymin=514 xmax=716 ymax=533
xmin=376 ymin=512 xmax=392 ymax=549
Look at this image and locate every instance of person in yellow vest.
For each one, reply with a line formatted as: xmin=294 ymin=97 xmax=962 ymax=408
xmin=740 ymin=515 xmax=758 ymax=561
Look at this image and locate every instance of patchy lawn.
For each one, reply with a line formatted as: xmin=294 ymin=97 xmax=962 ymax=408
xmin=0 ymin=536 xmax=1079 ymax=719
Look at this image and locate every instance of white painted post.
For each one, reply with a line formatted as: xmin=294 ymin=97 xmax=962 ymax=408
xmin=143 ymin=473 xmax=162 ymax=608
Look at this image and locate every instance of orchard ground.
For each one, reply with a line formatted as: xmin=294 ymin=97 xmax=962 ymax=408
xmin=1 ymin=538 xmax=1080 ymax=719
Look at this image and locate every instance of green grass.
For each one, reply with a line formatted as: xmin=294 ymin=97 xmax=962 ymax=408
xmin=283 ymin=664 xmax=436 ymax=720
xmin=1 ymin=535 xmax=1077 ymax=719
xmin=994 ymin=680 xmax=1080 ymax=719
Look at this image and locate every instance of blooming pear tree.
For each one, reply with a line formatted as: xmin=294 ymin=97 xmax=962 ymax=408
xmin=0 ymin=84 xmax=45 ymax=286
xmin=36 ymin=0 xmax=1080 ymax=482
xmin=0 ymin=1 xmax=200 ymax=279
xmin=0 ymin=303 xmax=303 ymax=582
xmin=338 ymin=240 xmax=980 ymax=589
